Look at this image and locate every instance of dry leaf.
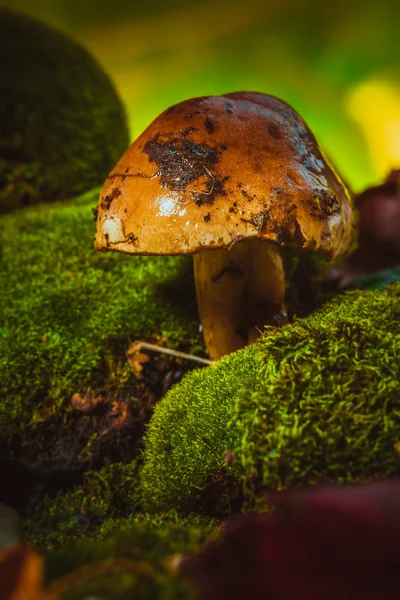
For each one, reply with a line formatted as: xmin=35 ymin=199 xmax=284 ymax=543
xmin=126 ymin=341 xmax=150 ymax=372
xmin=0 ymin=544 xmax=54 ymax=600
xmin=71 ymin=387 xmax=102 ymax=414
xmin=108 ymin=400 xmax=132 ymax=428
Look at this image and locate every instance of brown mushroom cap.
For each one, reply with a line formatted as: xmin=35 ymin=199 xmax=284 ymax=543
xmin=94 ymin=92 xmax=353 ymax=259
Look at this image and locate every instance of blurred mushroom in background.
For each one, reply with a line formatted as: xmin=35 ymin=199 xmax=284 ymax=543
xmin=329 ymin=170 xmax=400 ymax=288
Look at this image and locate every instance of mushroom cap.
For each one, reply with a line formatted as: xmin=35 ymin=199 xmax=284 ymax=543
xmin=94 ymin=92 xmax=354 ymax=260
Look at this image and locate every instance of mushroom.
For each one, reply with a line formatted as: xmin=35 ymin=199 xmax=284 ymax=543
xmin=94 ymin=92 xmax=354 ymax=360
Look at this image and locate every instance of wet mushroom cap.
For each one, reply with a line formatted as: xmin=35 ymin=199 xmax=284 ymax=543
xmin=94 ymin=92 xmax=353 ymax=260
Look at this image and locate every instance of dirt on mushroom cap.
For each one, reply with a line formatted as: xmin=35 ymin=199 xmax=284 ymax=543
xmin=94 ymin=92 xmax=353 ymax=260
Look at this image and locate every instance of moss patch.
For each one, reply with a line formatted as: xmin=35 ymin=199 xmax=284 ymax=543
xmin=141 ymin=283 xmax=400 ymax=512
xmin=25 ymin=458 xmax=216 ymax=599
xmin=0 ymin=9 xmax=129 ymax=212
xmin=41 ymin=518 xmax=215 ymax=600
xmin=24 ymin=460 xmax=142 ymax=549
xmin=0 ymin=188 xmax=202 ymax=476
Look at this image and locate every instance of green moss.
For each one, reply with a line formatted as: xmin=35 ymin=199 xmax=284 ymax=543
xmin=45 ymin=517 xmax=215 ymax=578
xmin=42 ymin=517 xmax=215 ymax=600
xmin=0 ymin=9 xmax=129 ymax=212
xmin=0 ymin=188 xmax=202 ymax=452
xmin=25 ymin=456 xmax=216 ymax=548
xmin=25 ymin=458 xmax=215 ymax=599
xmin=24 ymin=460 xmax=142 ymax=549
xmin=141 ymin=284 xmax=400 ymax=511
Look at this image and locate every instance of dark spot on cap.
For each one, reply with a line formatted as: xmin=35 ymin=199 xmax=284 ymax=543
xmin=181 ymin=126 xmax=199 ymax=137
xmin=268 ymin=123 xmax=282 ymax=140
xmin=192 ymin=174 xmax=228 ymax=206
xmin=107 ymin=171 xmax=151 ymax=183
xmin=225 ymin=102 xmax=234 ymax=114
xmin=220 ymin=144 xmax=227 ymax=151
xmin=311 ymin=212 xmax=326 ymax=221
xmin=204 ymin=116 xmax=215 ymax=134
xmin=184 ymin=109 xmax=202 ymax=120
xmin=127 ymin=232 xmax=137 ymax=244
xmin=241 ymin=189 xmax=253 ymax=201
xmin=100 ymin=187 xmax=121 ymax=210
xmin=271 ymin=186 xmax=282 ymax=195
xmin=319 ymin=191 xmax=340 ymax=216
xmin=204 ymin=213 xmax=211 ymax=221
xmin=308 ymin=190 xmax=340 ymax=220
xmin=124 ymin=167 xmax=130 ymax=173
xmin=143 ymin=133 xmax=227 ymax=204
xmin=241 ymin=208 xmax=270 ymax=234
xmin=92 ymin=207 xmax=99 ymax=221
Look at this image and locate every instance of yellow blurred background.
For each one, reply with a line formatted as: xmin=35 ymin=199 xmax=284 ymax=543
xmin=3 ymin=0 xmax=400 ymax=191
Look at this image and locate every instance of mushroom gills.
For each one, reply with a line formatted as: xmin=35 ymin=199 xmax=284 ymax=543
xmin=194 ymin=239 xmax=287 ymax=360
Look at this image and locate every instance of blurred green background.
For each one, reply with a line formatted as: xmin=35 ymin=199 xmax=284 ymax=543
xmin=3 ymin=0 xmax=400 ymax=191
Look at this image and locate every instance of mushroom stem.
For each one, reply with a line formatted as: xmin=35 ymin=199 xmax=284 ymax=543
xmin=193 ymin=239 xmax=287 ymax=360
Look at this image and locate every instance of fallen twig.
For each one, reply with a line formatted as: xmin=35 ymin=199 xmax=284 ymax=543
xmin=126 ymin=341 xmax=215 ymax=370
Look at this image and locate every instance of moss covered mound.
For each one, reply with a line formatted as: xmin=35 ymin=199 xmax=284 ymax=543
xmin=0 ymin=9 xmax=129 ymax=212
xmin=0 ymin=188 xmax=202 ymax=473
xmin=141 ymin=284 xmax=400 ymax=512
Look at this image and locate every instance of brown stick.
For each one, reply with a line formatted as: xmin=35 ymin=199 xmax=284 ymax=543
xmin=126 ymin=341 xmax=215 ymax=367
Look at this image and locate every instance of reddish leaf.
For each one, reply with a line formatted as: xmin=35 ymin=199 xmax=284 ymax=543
xmin=182 ymin=481 xmax=400 ymax=600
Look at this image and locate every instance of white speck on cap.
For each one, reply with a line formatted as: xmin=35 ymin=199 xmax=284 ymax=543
xmin=101 ymin=215 xmax=125 ymax=243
